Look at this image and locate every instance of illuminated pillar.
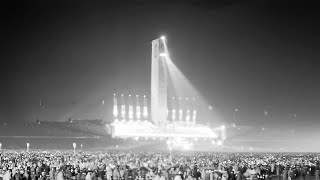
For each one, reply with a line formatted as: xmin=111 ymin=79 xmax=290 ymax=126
xmin=113 ymin=94 xmax=118 ymax=119
xmin=128 ymin=94 xmax=133 ymax=120
xmin=192 ymin=110 xmax=197 ymax=124
xmin=136 ymin=95 xmax=141 ymax=120
xmin=151 ymin=37 xmax=167 ymax=127
xmin=179 ymin=109 xmax=183 ymax=121
xmin=172 ymin=109 xmax=176 ymax=121
xmin=186 ymin=109 xmax=190 ymax=122
xmin=121 ymin=94 xmax=126 ymax=119
xmin=143 ymin=95 xmax=148 ymax=119
xmin=178 ymin=97 xmax=183 ymax=121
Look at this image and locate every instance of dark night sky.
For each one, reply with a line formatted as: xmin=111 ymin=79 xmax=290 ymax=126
xmin=0 ymin=0 xmax=318 ymax=131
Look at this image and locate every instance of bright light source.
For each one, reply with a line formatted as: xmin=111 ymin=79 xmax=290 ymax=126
xmin=160 ymin=53 xmax=167 ymax=57
xmin=217 ymin=140 xmax=222 ymax=146
xmin=160 ymin=36 xmax=166 ymax=41
xmin=221 ymin=125 xmax=225 ymax=129
xmin=211 ymin=140 xmax=216 ymax=145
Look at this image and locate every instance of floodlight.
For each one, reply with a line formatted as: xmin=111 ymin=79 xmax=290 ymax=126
xmin=160 ymin=36 xmax=166 ymax=41
xmin=160 ymin=53 xmax=167 ymax=57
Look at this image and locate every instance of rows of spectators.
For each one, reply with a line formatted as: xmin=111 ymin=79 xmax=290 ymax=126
xmin=0 ymin=150 xmax=319 ymax=180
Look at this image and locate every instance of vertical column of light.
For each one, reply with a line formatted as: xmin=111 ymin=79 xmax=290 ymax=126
xmin=192 ymin=98 xmax=197 ymax=124
xmin=143 ymin=95 xmax=148 ymax=119
xmin=120 ymin=94 xmax=126 ymax=120
xmin=136 ymin=95 xmax=141 ymax=120
xmin=185 ymin=97 xmax=190 ymax=123
xmin=178 ymin=97 xmax=183 ymax=122
xmin=128 ymin=94 xmax=133 ymax=120
xmin=171 ymin=97 xmax=176 ymax=121
xmin=113 ymin=94 xmax=118 ymax=119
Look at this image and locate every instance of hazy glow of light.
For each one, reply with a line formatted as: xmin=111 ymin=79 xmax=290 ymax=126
xmin=172 ymin=109 xmax=176 ymax=121
xmin=121 ymin=105 xmax=126 ymax=119
xmin=179 ymin=109 xmax=183 ymax=121
xmin=160 ymin=53 xmax=167 ymax=57
xmin=160 ymin=36 xmax=166 ymax=41
xmin=192 ymin=110 xmax=197 ymax=123
xmin=217 ymin=140 xmax=222 ymax=146
xmin=186 ymin=109 xmax=190 ymax=122
xmin=136 ymin=106 xmax=141 ymax=119
xmin=162 ymin=41 xmax=222 ymax=124
xmin=143 ymin=106 xmax=148 ymax=119
xmin=113 ymin=105 xmax=118 ymax=118
xmin=129 ymin=105 xmax=133 ymax=119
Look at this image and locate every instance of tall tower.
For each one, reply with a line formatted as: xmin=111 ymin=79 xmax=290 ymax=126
xmin=151 ymin=37 xmax=167 ymax=127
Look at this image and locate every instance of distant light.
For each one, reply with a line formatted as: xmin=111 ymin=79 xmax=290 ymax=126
xmin=114 ymin=94 xmax=116 ymax=97
xmin=192 ymin=98 xmax=195 ymax=101
xmin=144 ymin=95 xmax=146 ymax=98
xmin=136 ymin=95 xmax=139 ymax=98
xmin=208 ymin=105 xmax=213 ymax=110
xmin=121 ymin=94 xmax=124 ymax=97
xmin=172 ymin=97 xmax=175 ymax=99
xmin=160 ymin=36 xmax=166 ymax=41
xmin=235 ymin=108 xmax=238 ymax=112
xmin=221 ymin=125 xmax=225 ymax=129
xmin=129 ymin=94 xmax=131 ymax=97
xmin=186 ymin=97 xmax=189 ymax=100
xmin=160 ymin=53 xmax=167 ymax=57
xmin=217 ymin=140 xmax=222 ymax=146
xmin=211 ymin=140 xmax=216 ymax=145
xmin=166 ymin=140 xmax=171 ymax=145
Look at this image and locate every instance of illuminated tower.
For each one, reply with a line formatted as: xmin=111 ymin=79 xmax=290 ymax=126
xmin=113 ymin=94 xmax=118 ymax=119
xmin=151 ymin=37 xmax=167 ymax=127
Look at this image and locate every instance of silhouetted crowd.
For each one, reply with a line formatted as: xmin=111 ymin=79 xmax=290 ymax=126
xmin=0 ymin=150 xmax=319 ymax=180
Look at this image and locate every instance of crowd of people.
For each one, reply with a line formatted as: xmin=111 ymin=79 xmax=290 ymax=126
xmin=0 ymin=150 xmax=319 ymax=180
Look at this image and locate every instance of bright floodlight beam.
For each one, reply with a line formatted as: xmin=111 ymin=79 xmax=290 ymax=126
xmin=160 ymin=36 xmax=166 ymax=41
xmin=160 ymin=53 xmax=167 ymax=57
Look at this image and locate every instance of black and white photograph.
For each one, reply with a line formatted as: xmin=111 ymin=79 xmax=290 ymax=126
xmin=0 ymin=0 xmax=318 ymax=180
